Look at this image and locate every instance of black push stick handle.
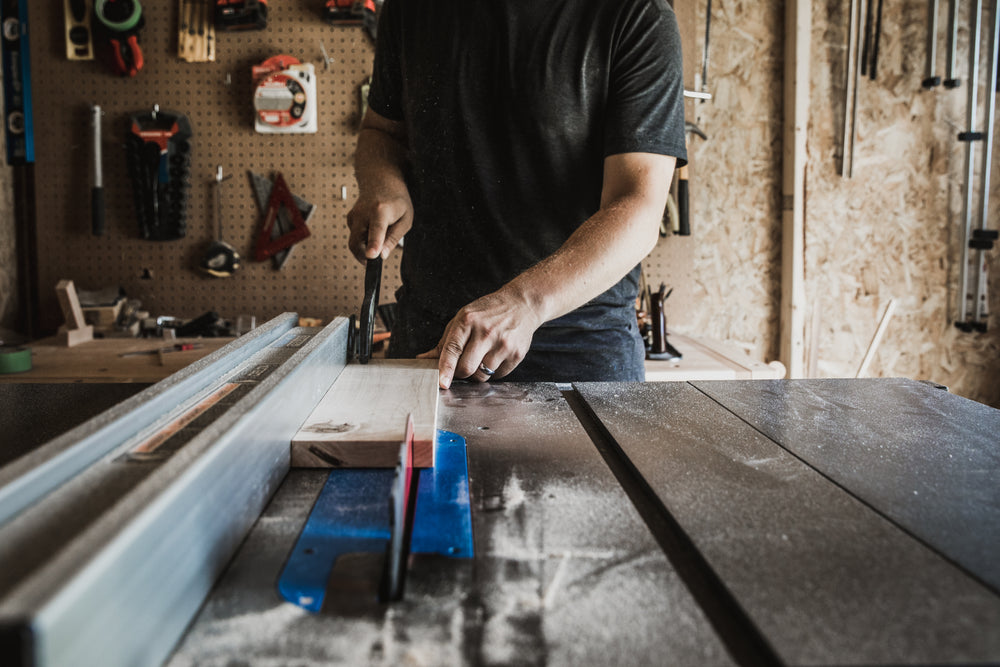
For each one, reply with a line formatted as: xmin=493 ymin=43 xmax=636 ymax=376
xmin=677 ymin=164 xmax=690 ymax=236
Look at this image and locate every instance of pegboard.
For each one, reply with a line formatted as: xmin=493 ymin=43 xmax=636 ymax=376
xmin=29 ymin=2 xmax=394 ymax=332
xmin=28 ymin=1 xmax=698 ymax=336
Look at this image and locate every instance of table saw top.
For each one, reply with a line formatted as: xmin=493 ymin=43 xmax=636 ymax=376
xmin=0 ymin=316 xmax=995 ymax=666
xmin=164 ymin=378 xmax=1000 ymax=666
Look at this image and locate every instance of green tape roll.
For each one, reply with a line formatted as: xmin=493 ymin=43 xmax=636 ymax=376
xmin=0 ymin=346 xmax=32 ymax=374
xmin=94 ymin=0 xmax=142 ymax=33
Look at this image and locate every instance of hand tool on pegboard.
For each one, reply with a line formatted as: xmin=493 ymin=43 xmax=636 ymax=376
xmin=252 ymin=55 xmax=318 ymax=134
xmin=325 ymin=0 xmax=382 ymax=41
xmin=215 ymin=0 xmax=266 ymax=31
xmin=199 ymin=166 xmax=241 ymax=277
xmin=91 ymin=105 xmax=104 ymax=236
xmin=64 ymin=0 xmax=94 ymax=60
xmin=93 ymin=0 xmax=144 ymax=77
xmin=675 ymin=122 xmax=707 ymax=236
xmin=248 ymin=170 xmax=316 ymax=269
xmin=125 ymin=106 xmax=192 ymax=240
xmin=252 ymin=172 xmax=311 ymax=262
xmin=1 ymin=0 xmax=35 ymax=165
xmin=179 ymin=0 xmax=215 ymax=62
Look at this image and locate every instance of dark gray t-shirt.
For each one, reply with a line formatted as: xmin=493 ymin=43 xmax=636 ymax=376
xmin=368 ymin=0 xmax=687 ymax=381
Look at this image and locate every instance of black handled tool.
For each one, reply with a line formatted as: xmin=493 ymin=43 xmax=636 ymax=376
xmin=91 ymin=104 xmax=104 ymax=236
xmin=358 ymin=256 xmax=382 ymax=364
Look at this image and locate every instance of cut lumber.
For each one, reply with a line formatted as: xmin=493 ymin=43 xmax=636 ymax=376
xmin=55 ymin=280 xmax=94 ymax=347
xmin=291 ymin=359 xmax=439 ymax=468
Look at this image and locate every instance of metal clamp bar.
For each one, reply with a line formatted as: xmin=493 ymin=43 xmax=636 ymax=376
xmin=973 ymin=0 xmax=999 ymax=325
xmin=958 ymin=0 xmax=985 ymax=326
xmin=925 ymin=0 xmax=942 ymax=87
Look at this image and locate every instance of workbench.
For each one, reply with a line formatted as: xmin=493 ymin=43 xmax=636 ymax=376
xmin=0 ymin=315 xmax=996 ymax=666
xmin=0 ymin=332 xmax=780 ymax=383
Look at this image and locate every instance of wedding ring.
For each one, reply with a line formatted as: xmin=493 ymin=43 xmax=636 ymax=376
xmin=478 ymin=362 xmax=495 ymax=377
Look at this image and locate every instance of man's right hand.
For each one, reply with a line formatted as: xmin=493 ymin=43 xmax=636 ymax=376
xmin=346 ymin=187 xmax=413 ymax=262
xmin=348 ymin=108 xmax=413 ymax=263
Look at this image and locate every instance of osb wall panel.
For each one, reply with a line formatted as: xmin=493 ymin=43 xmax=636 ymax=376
xmin=647 ymin=0 xmax=785 ymax=364
xmin=806 ymin=0 xmax=999 ymax=407
xmin=29 ymin=2 xmax=392 ymax=332
xmin=666 ymin=0 xmax=998 ymax=407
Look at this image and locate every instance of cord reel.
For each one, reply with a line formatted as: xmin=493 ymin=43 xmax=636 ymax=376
xmin=252 ymin=55 xmax=317 ymax=134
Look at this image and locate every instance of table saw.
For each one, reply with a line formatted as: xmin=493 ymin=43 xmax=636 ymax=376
xmin=0 ymin=314 xmax=998 ymax=666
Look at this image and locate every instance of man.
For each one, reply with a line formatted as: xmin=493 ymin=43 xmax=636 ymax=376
xmin=347 ymin=0 xmax=687 ymax=389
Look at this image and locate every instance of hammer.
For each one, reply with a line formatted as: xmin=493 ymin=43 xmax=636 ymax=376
xmin=677 ymin=122 xmax=707 ymax=236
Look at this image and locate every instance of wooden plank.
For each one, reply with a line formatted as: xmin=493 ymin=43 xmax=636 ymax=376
xmin=291 ymin=359 xmax=439 ymax=468
xmin=644 ymin=333 xmax=786 ymax=381
xmin=0 ymin=337 xmax=231 ymax=384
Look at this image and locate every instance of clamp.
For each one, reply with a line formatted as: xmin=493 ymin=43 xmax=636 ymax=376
xmin=94 ymin=0 xmax=144 ymax=77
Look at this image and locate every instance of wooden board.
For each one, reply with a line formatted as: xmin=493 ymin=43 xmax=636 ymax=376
xmin=291 ymin=359 xmax=439 ymax=468
xmin=644 ymin=333 xmax=786 ymax=381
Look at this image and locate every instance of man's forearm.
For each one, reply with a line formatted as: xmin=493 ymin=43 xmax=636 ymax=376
xmin=348 ymin=110 xmax=414 ymax=261
xmin=503 ymin=153 xmax=675 ymax=325
xmin=354 ymin=125 xmax=408 ymax=194
xmin=504 ymin=193 xmax=663 ymax=323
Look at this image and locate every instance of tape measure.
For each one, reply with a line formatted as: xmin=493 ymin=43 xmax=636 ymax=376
xmin=252 ymin=55 xmax=317 ymax=134
xmin=0 ymin=346 xmax=32 ymax=374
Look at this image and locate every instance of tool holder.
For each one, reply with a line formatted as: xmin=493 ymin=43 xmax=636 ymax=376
xmin=124 ymin=106 xmax=192 ymax=241
xmin=92 ymin=0 xmax=144 ymax=77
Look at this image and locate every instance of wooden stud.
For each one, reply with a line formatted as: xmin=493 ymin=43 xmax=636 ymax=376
xmin=291 ymin=359 xmax=439 ymax=468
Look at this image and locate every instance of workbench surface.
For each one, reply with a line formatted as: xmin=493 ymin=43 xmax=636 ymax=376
xmin=163 ymin=378 xmax=1000 ymax=666
xmin=0 ymin=332 xmax=780 ymax=384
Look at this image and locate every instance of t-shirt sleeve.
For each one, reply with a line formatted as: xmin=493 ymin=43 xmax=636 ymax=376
xmin=367 ymin=0 xmax=405 ymax=121
xmin=604 ymin=0 xmax=688 ymax=166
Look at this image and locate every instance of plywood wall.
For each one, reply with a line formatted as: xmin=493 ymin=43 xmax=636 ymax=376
xmin=656 ymin=0 xmax=998 ymax=407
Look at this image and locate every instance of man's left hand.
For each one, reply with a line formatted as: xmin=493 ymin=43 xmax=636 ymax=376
xmin=417 ymin=289 xmax=542 ymax=389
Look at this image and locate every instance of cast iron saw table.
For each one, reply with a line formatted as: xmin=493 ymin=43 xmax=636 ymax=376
xmin=0 ymin=314 xmax=997 ymax=666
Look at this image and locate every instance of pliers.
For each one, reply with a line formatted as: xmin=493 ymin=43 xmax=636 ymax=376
xmin=93 ymin=0 xmax=145 ymax=77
